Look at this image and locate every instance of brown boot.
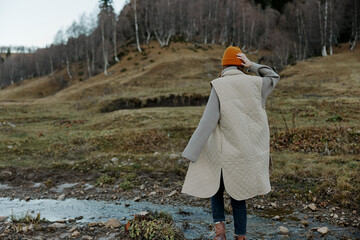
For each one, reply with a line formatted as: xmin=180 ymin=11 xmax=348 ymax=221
xmin=234 ymin=235 xmax=246 ymax=240
xmin=212 ymin=221 xmax=226 ymax=240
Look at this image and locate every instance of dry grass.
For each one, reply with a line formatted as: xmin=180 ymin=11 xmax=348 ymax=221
xmin=0 ymin=42 xmax=359 ymax=209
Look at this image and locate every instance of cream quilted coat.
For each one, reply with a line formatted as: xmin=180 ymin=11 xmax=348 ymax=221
xmin=181 ymin=68 xmax=271 ymax=200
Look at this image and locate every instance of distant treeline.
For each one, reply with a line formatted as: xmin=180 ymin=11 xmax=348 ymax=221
xmin=0 ymin=0 xmax=359 ymax=88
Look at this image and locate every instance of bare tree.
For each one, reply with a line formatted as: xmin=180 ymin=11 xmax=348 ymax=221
xmin=133 ymin=0 xmax=142 ymax=52
xmin=350 ymin=0 xmax=358 ymax=51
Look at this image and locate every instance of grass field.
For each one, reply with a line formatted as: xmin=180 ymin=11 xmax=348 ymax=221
xmin=0 ymin=42 xmax=359 ymax=210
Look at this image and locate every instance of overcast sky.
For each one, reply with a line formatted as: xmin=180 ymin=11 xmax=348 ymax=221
xmin=0 ymin=0 xmax=127 ymax=48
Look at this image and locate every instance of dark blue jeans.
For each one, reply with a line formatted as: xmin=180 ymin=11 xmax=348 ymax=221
xmin=210 ymin=170 xmax=247 ymax=236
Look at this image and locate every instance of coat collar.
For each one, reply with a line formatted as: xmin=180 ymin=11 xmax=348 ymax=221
xmin=220 ymin=66 xmax=245 ymax=77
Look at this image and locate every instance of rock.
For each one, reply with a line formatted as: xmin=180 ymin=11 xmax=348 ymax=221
xmin=269 ymin=202 xmax=277 ymax=207
xmin=138 ymin=211 xmax=149 ymax=216
xmin=57 ymin=193 xmax=66 ymax=200
xmin=69 ymin=226 xmax=78 ymax=232
xmin=140 ymin=184 xmax=145 ymax=190
xmin=82 ymin=236 xmax=93 ymax=240
xmin=333 ymin=213 xmax=339 ymax=219
xmin=105 ymin=218 xmax=121 ymax=228
xmin=167 ymin=190 xmax=177 ymax=197
xmin=49 ymin=222 xmax=66 ymax=228
xmin=71 ymin=230 xmax=81 ymax=237
xmin=88 ymin=222 xmax=100 ymax=227
xmin=125 ymin=203 xmax=130 ymax=207
xmin=0 ymin=216 xmax=8 ymax=222
xmin=308 ymin=203 xmax=317 ymax=211
xmin=278 ymin=226 xmax=289 ymax=234
xmin=149 ymin=191 xmax=157 ymax=196
xmin=301 ymin=220 xmax=309 ymax=227
xmin=317 ymin=226 xmax=329 ymax=235
xmin=59 ymin=232 xmax=71 ymax=239
xmin=177 ymin=159 xmax=186 ymax=165
xmin=111 ymin=157 xmax=119 ymax=163
xmin=154 ymin=152 xmax=160 ymax=156
xmin=56 ymin=219 xmax=67 ymax=223
xmin=170 ymin=153 xmax=179 ymax=160
xmin=133 ymin=196 xmax=141 ymax=202
xmin=272 ymin=215 xmax=280 ymax=220
xmin=68 ymin=218 xmax=76 ymax=223
xmin=25 ymin=196 xmax=31 ymax=201
xmin=75 ymin=216 xmax=83 ymax=220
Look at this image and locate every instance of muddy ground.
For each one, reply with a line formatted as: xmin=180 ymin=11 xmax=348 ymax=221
xmin=0 ymin=166 xmax=359 ymax=239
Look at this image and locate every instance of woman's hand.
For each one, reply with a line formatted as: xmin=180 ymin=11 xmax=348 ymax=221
xmin=236 ymin=53 xmax=252 ymax=68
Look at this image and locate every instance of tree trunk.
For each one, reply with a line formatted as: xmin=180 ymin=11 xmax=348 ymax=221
xmin=317 ymin=0 xmax=327 ymax=56
xmin=66 ymin=56 xmax=72 ymax=79
xmin=113 ymin=15 xmax=119 ymax=62
xmin=49 ymin=57 xmax=55 ymax=83
xmin=35 ymin=61 xmax=40 ymax=79
xmin=101 ymin=20 xmax=109 ymax=76
xmin=212 ymin=0 xmax=219 ymax=44
xmin=85 ymin=39 xmax=92 ymax=79
xmin=242 ymin=6 xmax=246 ymax=50
xmin=154 ymin=31 xmax=166 ymax=47
xmin=145 ymin=3 xmax=151 ymax=44
xmin=350 ymin=0 xmax=358 ymax=51
xmin=328 ymin=0 xmax=333 ymax=55
xmin=133 ymin=0 xmax=142 ymax=52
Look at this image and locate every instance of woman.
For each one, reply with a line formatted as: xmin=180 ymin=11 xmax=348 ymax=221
xmin=181 ymin=46 xmax=280 ymax=240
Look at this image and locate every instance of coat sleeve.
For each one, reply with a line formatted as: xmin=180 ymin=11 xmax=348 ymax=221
xmin=181 ymin=87 xmax=220 ymax=163
xmin=249 ymin=62 xmax=280 ymax=106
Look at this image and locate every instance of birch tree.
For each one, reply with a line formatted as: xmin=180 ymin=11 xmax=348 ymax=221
xmin=133 ymin=0 xmax=142 ymax=52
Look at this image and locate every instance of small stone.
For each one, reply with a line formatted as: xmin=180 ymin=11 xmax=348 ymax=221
xmin=68 ymin=218 xmax=76 ymax=223
xmin=167 ymin=190 xmax=177 ymax=197
xmin=69 ymin=226 xmax=78 ymax=232
xmin=317 ymin=226 xmax=329 ymax=235
xmin=125 ymin=203 xmax=130 ymax=207
xmin=71 ymin=230 xmax=81 ymax=237
xmin=111 ymin=157 xmax=118 ymax=163
xmin=138 ymin=211 xmax=149 ymax=216
xmin=25 ymin=196 xmax=31 ymax=201
xmin=301 ymin=220 xmax=309 ymax=227
xmin=56 ymin=219 xmax=66 ymax=223
xmin=59 ymin=232 xmax=70 ymax=239
xmin=88 ymin=222 xmax=99 ymax=227
xmin=170 ymin=153 xmax=179 ymax=160
xmin=75 ymin=216 xmax=83 ymax=220
xmin=140 ymin=184 xmax=145 ymax=190
xmin=154 ymin=152 xmax=160 ymax=156
xmin=49 ymin=222 xmax=66 ymax=228
xmin=272 ymin=215 xmax=280 ymax=220
xmin=149 ymin=191 xmax=157 ymax=196
xmin=133 ymin=196 xmax=141 ymax=202
xmin=0 ymin=216 xmax=8 ymax=222
xmin=353 ymin=210 xmax=357 ymax=215
xmin=278 ymin=226 xmax=289 ymax=234
xmin=105 ymin=218 xmax=121 ymax=228
xmin=333 ymin=214 xmax=339 ymax=219
xmin=308 ymin=203 xmax=317 ymax=211
xmin=57 ymin=193 xmax=66 ymax=201
xmin=82 ymin=236 xmax=93 ymax=240
xmin=269 ymin=202 xmax=277 ymax=207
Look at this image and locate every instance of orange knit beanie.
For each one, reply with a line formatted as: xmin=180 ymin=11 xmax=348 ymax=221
xmin=221 ymin=46 xmax=243 ymax=66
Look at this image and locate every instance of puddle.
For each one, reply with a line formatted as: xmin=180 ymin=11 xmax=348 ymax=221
xmin=0 ymin=197 xmax=358 ymax=239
